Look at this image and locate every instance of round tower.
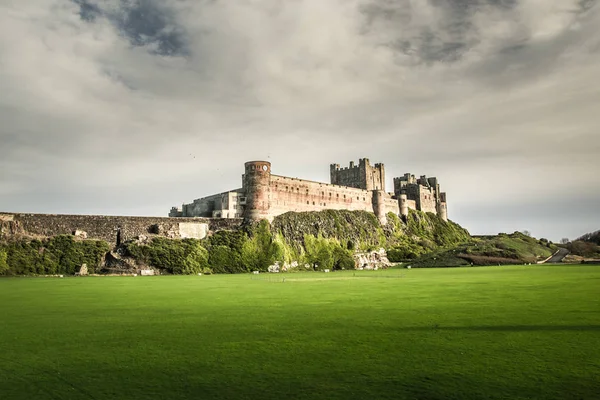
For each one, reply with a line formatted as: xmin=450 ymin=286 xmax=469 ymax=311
xmin=437 ymin=192 xmax=448 ymax=222
xmin=438 ymin=202 xmax=448 ymax=222
xmin=373 ymin=190 xmax=387 ymax=226
xmin=242 ymin=161 xmax=272 ymax=221
xmin=399 ymin=194 xmax=409 ymax=219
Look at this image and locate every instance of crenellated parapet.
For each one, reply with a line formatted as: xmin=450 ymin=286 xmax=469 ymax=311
xmin=170 ymin=159 xmax=449 ymax=224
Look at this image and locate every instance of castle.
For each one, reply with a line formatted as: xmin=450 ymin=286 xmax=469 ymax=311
xmin=169 ymin=159 xmax=448 ymax=225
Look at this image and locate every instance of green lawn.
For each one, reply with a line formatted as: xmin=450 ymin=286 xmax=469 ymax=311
xmin=1 ymin=265 xmax=599 ymax=400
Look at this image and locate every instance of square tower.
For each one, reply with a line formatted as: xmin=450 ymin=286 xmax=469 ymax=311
xmin=330 ymin=158 xmax=385 ymax=191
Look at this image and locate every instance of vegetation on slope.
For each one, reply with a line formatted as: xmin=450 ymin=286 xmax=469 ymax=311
xmin=406 ymin=232 xmax=558 ymax=268
xmin=577 ymin=230 xmax=600 ymax=244
xmin=1 ymin=210 xmax=472 ymax=275
xmin=123 ymin=220 xmax=355 ymax=274
xmin=0 ymin=235 xmax=110 ymax=276
xmin=271 ymin=209 xmax=470 ymax=262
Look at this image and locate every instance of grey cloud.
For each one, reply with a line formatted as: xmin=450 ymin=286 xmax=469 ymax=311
xmin=1 ymin=0 xmax=599 ymax=241
xmin=72 ymin=0 xmax=189 ymax=56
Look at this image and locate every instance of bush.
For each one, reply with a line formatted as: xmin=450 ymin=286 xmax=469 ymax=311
xmin=209 ymin=245 xmax=246 ymax=274
xmin=0 ymin=250 xmax=8 ymax=275
xmin=125 ymin=238 xmax=209 ymax=275
xmin=332 ymin=246 xmax=355 ymax=270
xmin=240 ymin=220 xmax=292 ymax=271
xmin=0 ymin=236 xmax=110 ymax=275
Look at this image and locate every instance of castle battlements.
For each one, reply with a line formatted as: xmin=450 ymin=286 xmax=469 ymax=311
xmin=170 ymin=159 xmax=448 ymax=224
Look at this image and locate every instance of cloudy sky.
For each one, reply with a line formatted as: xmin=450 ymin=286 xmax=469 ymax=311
xmin=1 ymin=0 xmax=599 ymax=241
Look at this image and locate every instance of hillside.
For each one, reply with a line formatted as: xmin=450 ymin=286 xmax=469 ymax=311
xmin=406 ymin=232 xmax=558 ymax=268
xmin=271 ymin=209 xmax=470 ymax=255
xmin=577 ymin=230 xmax=600 ymax=245
xmin=563 ymin=231 xmax=600 ymax=259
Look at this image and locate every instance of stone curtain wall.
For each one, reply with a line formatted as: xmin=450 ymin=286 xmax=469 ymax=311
xmin=269 ymin=175 xmax=375 ymax=217
xmin=0 ymin=213 xmax=242 ymax=244
xmin=382 ymin=195 xmax=401 ymax=215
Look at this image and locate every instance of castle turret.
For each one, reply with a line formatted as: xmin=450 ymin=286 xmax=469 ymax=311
xmin=399 ymin=193 xmax=409 ymax=220
xmin=242 ymin=161 xmax=271 ymax=221
xmin=438 ymin=192 xmax=448 ymax=222
xmin=373 ymin=190 xmax=387 ymax=226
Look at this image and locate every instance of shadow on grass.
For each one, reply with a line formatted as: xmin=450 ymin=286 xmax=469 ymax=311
xmin=401 ymin=325 xmax=600 ymax=332
xmin=401 ymin=373 xmax=599 ymax=400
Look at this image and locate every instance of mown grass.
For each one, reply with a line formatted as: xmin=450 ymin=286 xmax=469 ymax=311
xmin=1 ymin=265 xmax=599 ymax=400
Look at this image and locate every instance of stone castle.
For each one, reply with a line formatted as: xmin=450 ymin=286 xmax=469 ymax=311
xmin=169 ymin=159 xmax=448 ymax=225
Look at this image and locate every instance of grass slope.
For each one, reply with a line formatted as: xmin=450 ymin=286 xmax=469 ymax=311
xmin=410 ymin=232 xmax=558 ymax=267
xmin=1 ymin=266 xmax=599 ymax=399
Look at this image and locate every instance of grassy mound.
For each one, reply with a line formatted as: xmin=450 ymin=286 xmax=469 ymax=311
xmin=408 ymin=232 xmax=558 ymax=268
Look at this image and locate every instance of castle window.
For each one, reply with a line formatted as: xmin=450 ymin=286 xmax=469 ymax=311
xmin=313 ymin=202 xmax=315 ymax=205
xmin=307 ymin=201 xmax=309 ymax=204
xmin=337 ymin=194 xmax=339 ymax=198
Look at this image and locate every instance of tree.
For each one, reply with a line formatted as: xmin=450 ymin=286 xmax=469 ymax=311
xmin=521 ymin=230 xmax=531 ymax=237
xmin=560 ymin=238 xmax=570 ymax=244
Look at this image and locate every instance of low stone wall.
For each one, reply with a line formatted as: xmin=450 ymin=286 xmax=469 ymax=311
xmin=0 ymin=212 xmax=243 ymax=244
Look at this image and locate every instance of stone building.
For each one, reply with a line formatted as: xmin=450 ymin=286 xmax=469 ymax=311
xmin=169 ymin=159 xmax=448 ymax=224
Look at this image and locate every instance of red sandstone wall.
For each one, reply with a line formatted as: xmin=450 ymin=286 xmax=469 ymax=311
xmin=268 ymin=175 xmax=375 ymax=217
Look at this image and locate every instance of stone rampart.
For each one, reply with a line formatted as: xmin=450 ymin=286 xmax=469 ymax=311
xmin=269 ymin=175 xmax=375 ymax=217
xmin=0 ymin=212 xmax=242 ymax=244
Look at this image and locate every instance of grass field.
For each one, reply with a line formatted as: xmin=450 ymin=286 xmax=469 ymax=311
xmin=1 ymin=265 xmax=599 ymax=400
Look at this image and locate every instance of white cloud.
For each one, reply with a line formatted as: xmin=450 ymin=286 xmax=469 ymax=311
xmin=0 ymin=0 xmax=599 ymax=240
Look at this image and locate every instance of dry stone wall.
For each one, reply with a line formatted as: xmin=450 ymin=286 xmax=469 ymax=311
xmin=0 ymin=212 xmax=242 ymax=244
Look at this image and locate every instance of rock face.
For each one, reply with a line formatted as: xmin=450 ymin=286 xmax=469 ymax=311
xmin=354 ymin=248 xmax=392 ymax=270
xmin=78 ymin=264 xmax=88 ymax=276
xmin=73 ymin=230 xmax=87 ymax=239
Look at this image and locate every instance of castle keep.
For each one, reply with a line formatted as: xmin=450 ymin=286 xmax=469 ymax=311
xmin=170 ymin=159 xmax=448 ymax=224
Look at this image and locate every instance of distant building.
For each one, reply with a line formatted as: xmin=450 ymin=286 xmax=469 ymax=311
xmin=169 ymin=159 xmax=448 ymax=224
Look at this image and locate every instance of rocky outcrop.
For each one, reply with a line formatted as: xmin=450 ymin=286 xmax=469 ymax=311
xmin=354 ymin=248 xmax=392 ymax=270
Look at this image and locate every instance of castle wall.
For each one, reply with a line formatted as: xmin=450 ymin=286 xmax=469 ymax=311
xmin=418 ymin=185 xmax=438 ymax=214
xmin=268 ymin=175 xmax=375 ymax=217
xmin=0 ymin=212 xmax=242 ymax=244
xmin=381 ymin=194 xmax=401 ymax=215
xmin=180 ymin=189 xmax=243 ymax=218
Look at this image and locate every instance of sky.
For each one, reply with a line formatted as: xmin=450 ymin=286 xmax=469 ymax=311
xmin=0 ymin=0 xmax=599 ymax=242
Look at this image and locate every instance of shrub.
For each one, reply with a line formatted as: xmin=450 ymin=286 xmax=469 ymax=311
xmin=0 ymin=236 xmax=110 ymax=275
xmin=0 ymin=250 xmax=8 ymax=275
xmin=209 ymin=245 xmax=245 ymax=274
xmin=125 ymin=238 xmax=209 ymax=275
